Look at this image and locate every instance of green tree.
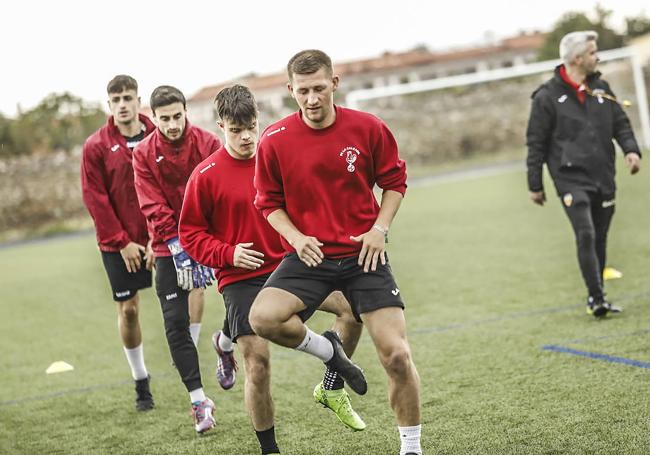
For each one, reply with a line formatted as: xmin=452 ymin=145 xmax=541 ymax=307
xmin=10 ymin=92 xmax=106 ymax=155
xmin=537 ymin=5 xmax=623 ymax=61
xmin=626 ymin=13 xmax=650 ymax=39
xmin=0 ymin=113 xmax=17 ymax=157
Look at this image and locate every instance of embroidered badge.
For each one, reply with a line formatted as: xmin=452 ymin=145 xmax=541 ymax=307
xmin=339 ymin=146 xmax=361 ymax=173
xmin=563 ymin=193 xmax=573 ymax=207
xmin=592 ymin=88 xmax=605 ymax=104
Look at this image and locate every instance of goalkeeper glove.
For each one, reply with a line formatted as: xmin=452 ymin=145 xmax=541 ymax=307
xmin=192 ymin=264 xmax=216 ymax=289
xmin=166 ymin=237 xmax=195 ymax=290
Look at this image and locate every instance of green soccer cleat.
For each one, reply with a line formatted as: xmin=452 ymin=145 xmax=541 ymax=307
xmin=313 ymin=382 xmax=366 ymax=431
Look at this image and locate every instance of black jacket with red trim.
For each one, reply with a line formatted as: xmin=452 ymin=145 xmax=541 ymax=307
xmin=526 ymin=65 xmax=640 ymax=196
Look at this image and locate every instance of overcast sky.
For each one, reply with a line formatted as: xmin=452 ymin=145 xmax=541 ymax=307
xmin=2 ymin=0 xmax=647 ymax=117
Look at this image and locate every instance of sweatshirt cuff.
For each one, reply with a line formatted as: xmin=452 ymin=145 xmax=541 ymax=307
xmin=527 ymin=174 xmax=543 ymax=193
xmin=162 ymin=231 xmax=179 ymax=244
xmin=111 ymin=231 xmax=131 ymax=250
xmin=383 ymin=183 xmax=407 ymax=196
xmin=225 ymin=244 xmax=237 ymax=267
xmin=262 ymin=207 xmax=283 ymax=219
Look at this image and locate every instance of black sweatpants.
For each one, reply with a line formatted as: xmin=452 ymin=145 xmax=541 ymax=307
xmin=561 ymin=190 xmax=615 ymax=299
xmin=155 ymin=257 xmax=202 ymax=392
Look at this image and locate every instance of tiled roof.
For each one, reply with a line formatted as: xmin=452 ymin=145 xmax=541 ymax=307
xmin=189 ymin=32 xmax=547 ymax=102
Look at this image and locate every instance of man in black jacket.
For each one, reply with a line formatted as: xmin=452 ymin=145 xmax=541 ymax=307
xmin=526 ymin=30 xmax=641 ymax=317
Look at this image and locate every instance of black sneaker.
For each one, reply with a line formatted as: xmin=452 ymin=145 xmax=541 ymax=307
xmin=322 ymin=330 xmax=367 ymax=396
xmin=135 ymin=376 xmax=154 ymax=411
xmin=604 ymin=302 xmax=623 ymax=313
xmin=586 ymin=296 xmax=609 ymax=318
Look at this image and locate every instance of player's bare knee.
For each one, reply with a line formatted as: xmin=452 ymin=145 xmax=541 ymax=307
xmin=244 ymin=352 xmax=271 ymax=384
xmin=118 ymin=298 xmax=139 ymax=322
xmin=190 ymin=288 xmax=205 ymax=298
xmin=249 ymin=309 xmax=274 ymax=338
xmin=250 ymin=297 xmax=279 ymax=336
xmin=382 ymin=347 xmax=413 ymax=379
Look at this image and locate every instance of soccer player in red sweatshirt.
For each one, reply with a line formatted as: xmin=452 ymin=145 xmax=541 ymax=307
xmin=251 ymin=50 xmax=422 ymax=455
xmin=132 ymin=85 xmax=223 ymax=433
xmin=81 ymin=75 xmax=156 ymax=412
xmin=179 ymin=85 xmax=366 ymax=453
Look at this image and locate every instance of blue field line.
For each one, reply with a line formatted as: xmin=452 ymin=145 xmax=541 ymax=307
xmin=3 ymin=290 xmax=647 ymax=408
xmin=542 ymin=345 xmax=650 ymax=370
xmin=562 ymin=328 xmax=650 ymax=345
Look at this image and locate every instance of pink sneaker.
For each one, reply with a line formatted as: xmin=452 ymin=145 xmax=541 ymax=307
xmin=191 ymin=398 xmax=216 ymax=434
xmin=212 ymin=331 xmax=238 ymax=390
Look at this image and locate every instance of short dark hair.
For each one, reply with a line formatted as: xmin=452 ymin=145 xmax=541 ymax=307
xmin=287 ymin=49 xmax=333 ymax=81
xmin=214 ymin=85 xmax=257 ymax=125
xmin=150 ymin=85 xmax=186 ymax=112
xmin=107 ymin=75 xmax=138 ymax=95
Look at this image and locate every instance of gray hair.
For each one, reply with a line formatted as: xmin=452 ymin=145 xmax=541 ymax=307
xmin=559 ymin=31 xmax=598 ymax=65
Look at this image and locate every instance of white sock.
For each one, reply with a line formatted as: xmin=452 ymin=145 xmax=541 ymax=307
xmin=218 ymin=331 xmax=234 ymax=352
xmin=295 ymin=327 xmax=334 ymax=362
xmin=398 ymin=424 xmax=422 ymax=455
xmin=123 ymin=344 xmax=148 ymax=380
xmin=189 ymin=387 xmax=206 ymax=404
xmin=190 ymin=323 xmax=201 ymax=347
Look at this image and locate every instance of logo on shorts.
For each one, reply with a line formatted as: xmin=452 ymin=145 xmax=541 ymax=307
xmin=563 ymin=193 xmax=573 ymax=207
xmin=156 ymin=156 xmax=164 ymax=163
xmin=391 ymin=288 xmax=400 ymax=296
xmin=602 ymin=199 xmax=615 ymax=208
xmin=165 ymin=292 xmax=178 ymax=300
xmin=115 ymin=290 xmax=131 ymax=298
xmin=339 ymin=146 xmax=361 ymax=173
xmin=558 ymin=94 xmax=567 ymax=103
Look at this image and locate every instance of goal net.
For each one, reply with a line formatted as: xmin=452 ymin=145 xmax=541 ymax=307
xmin=344 ymin=47 xmax=650 ymax=169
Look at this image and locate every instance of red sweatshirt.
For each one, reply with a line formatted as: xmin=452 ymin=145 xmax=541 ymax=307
xmin=81 ymin=114 xmax=155 ymax=251
xmin=133 ymin=121 xmax=222 ymax=256
xmin=179 ymin=147 xmax=284 ymax=292
xmin=254 ymin=106 xmax=407 ymax=258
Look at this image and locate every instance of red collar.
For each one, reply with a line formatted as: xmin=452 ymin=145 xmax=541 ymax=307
xmin=559 ymin=65 xmax=586 ymax=103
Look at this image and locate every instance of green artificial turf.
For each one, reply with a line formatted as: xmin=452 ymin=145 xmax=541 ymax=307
xmin=1 ymin=161 xmax=649 ymax=454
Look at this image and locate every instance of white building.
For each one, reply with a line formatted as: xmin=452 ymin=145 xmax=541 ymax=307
xmin=187 ymin=31 xmax=547 ymax=131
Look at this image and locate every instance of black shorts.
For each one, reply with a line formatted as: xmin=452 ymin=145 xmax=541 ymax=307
xmin=222 ymin=274 xmax=271 ymax=342
xmin=263 ymin=253 xmax=404 ymax=322
xmin=101 ymin=251 xmax=152 ymax=302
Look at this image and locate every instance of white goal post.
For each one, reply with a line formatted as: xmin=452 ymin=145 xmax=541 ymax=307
xmin=345 ymin=47 xmax=650 ymax=149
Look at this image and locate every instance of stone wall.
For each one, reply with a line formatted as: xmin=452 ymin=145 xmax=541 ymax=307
xmin=0 ymin=150 xmax=87 ymax=232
